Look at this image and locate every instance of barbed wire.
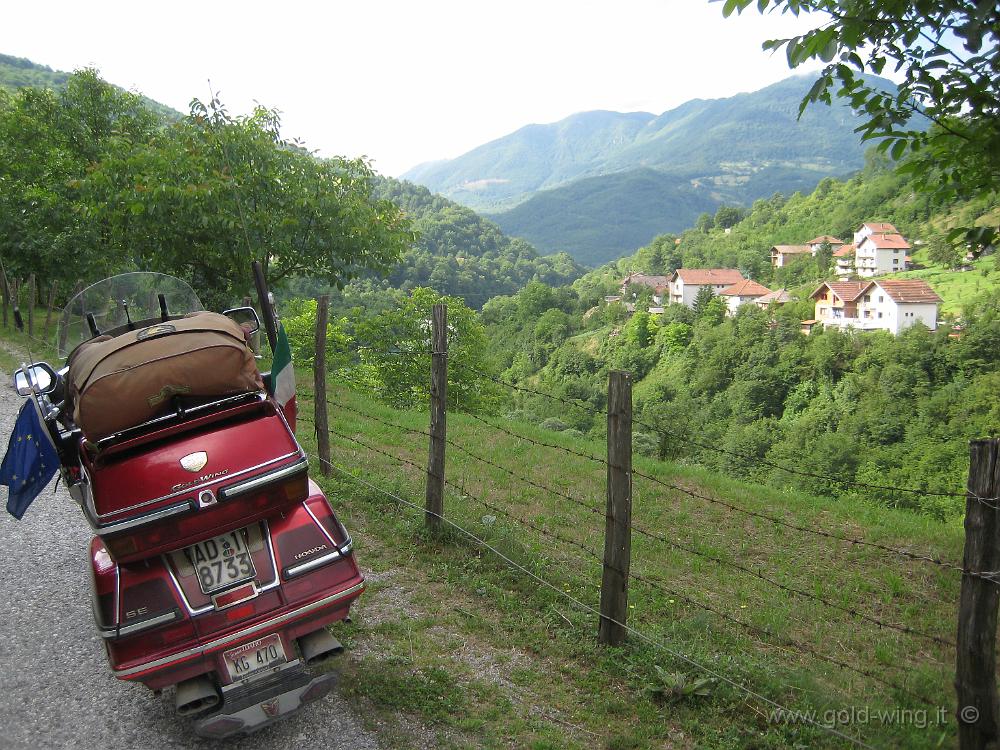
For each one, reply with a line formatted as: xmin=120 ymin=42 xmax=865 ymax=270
xmin=301 ymin=406 xmax=956 ymax=648
xmin=446 ymin=357 xmax=979 ymax=502
xmin=319 ymin=451 xmax=877 ymax=749
xmin=452 ymin=403 xmax=991 ymax=582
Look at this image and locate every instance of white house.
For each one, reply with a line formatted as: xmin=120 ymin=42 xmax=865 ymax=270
xmin=833 ymin=244 xmax=855 ymax=277
xmin=667 ymin=268 xmax=745 ymax=307
xmin=719 ymin=279 xmax=772 ymax=315
xmin=853 ymin=222 xmax=898 ymax=245
xmin=809 ymin=279 xmax=941 ymax=334
xmin=855 ymin=232 xmax=910 ymax=277
xmin=807 ymin=235 xmax=845 ymax=253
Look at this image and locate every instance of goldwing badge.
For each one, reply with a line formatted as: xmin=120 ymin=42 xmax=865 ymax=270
xmin=180 ymin=451 xmax=208 ymax=473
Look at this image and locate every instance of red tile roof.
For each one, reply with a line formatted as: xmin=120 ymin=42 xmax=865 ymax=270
xmin=671 ymin=268 xmax=745 ymax=285
xmin=833 ymin=244 xmax=855 ymax=257
xmin=807 ymin=235 xmax=845 ymax=246
xmin=874 ymin=279 xmax=942 ymax=304
xmin=865 ymin=233 xmax=910 ymax=249
xmin=719 ymin=279 xmax=772 ymax=297
xmin=810 ymin=281 xmax=869 ymax=302
xmin=862 ymin=222 xmax=898 ymax=234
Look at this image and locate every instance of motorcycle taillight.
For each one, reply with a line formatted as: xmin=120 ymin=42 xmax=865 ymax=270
xmin=108 ymin=618 xmax=197 ymax=667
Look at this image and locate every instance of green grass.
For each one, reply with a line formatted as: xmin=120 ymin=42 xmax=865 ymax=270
xmin=294 ymin=376 xmax=965 ymax=749
xmin=886 ymin=249 xmax=999 ymax=316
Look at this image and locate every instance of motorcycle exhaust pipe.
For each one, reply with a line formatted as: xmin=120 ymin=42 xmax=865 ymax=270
xmin=175 ymin=676 xmax=220 ymax=716
xmin=298 ymin=628 xmax=344 ymax=665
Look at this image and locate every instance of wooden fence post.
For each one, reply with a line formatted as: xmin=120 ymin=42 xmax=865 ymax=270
xmin=957 ymin=438 xmax=1000 ymax=750
xmin=26 ymin=274 xmax=35 ymax=338
xmin=1 ymin=266 xmax=9 ymax=329
xmin=425 ymin=303 xmax=447 ymax=532
xmin=43 ymin=280 xmax=57 ymax=340
xmin=12 ymin=278 xmax=22 ymax=332
xmin=599 ymin=370 xmax=632 ymax=646
xmin=313 ymin=295 xmax=331 ymax=477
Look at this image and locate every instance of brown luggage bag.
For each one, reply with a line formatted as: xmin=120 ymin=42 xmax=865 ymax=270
xmin=68 ymin=312 xmax=264 ymax=441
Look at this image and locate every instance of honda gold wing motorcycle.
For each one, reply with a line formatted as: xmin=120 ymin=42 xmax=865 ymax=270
xmin=9 ymin=271 xmax=364 ymax=738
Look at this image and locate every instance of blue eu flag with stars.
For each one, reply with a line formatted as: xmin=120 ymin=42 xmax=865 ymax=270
xmin=1 ymin=399 xmax=58 ymax=520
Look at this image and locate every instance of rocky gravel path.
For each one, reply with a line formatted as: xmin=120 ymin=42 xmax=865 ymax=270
xmin=0 ymin=366 xmax=381 ymax=750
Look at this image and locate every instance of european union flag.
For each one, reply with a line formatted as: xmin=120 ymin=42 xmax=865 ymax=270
xmin=1 ymin=399 xmax=58 ymax=520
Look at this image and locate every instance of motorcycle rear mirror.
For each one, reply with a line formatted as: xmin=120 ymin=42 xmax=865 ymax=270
xmin=14 ymin=363 xmax=57 ymax=396
xmin=222 ymin=306 xmax=261 ymax=336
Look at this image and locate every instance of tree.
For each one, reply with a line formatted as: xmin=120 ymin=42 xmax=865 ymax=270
xmin=714 ymin=205 xmax=748 ymax=229
xmin=722 ymin=0 xmax=1000 ymax=247
xmin=352 ymin=288 xmax=501 ymax=413
xmin=692 ymin=285 xmax=716 ymax=317
xmin=80 ymin=95 xmax=414 ymax=308
xmin=695 ymin=212 xmax=715 ymax=233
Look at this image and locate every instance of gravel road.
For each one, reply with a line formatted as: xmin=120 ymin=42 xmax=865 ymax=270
xmin=0 ymin=367 xmax=380 ymax=750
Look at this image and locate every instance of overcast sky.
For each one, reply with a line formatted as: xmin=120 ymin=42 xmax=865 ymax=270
xmin=1 ymin=0 xmax=825 ymax=177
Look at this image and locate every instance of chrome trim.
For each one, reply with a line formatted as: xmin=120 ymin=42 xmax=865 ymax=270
xmin=116 ymin=610 xmax=179 ymax=638
xmin=303 ymin=502 xmax=337 ymax=547
xmin=211 ymin=582 xmax=260 ymax=611
xmin=98 ymin=499 xmax=194 ymax=537
xmin=219 ymin=458 xmax=308 ymax=500
xmin=164 ymin=555 xmax=214 ymax=616
xmin=114 ymin=561 xmax=121 ymax=630
xmin=96 ymin=450 xmax=300 ymax=521
xmin=258 ymin=519 xmax=281 ymax=594
xmin=284 ymin=541 xmax=353 ymax=579
xmin=113 ymin=581 xmax=366 ymax=678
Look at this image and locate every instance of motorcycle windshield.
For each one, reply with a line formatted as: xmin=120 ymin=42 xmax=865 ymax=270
xmin=57 ymin=273 xmax=204 ymax=357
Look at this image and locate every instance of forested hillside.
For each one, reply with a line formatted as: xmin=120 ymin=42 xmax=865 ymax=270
xmin=471 ymin=159 xmax=1000 ymax=518
xmin=371 ymin=178 xmax=583 ymax=305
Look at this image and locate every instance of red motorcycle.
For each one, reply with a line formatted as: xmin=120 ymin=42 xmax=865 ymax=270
xmin=10 ymin=271 xmax=364 ymax=738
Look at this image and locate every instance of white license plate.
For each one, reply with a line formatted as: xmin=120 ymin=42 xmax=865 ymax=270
xmin=186 ymin=528 xmax=256 ymax=594
xmin=223 ymin=633 xmax=286 ymax=681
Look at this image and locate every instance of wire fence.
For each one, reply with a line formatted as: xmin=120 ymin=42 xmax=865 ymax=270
xmin=296 ymin=315 xmax=1000 ymax=750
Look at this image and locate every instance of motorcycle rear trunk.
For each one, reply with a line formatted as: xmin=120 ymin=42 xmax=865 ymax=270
xmin=76 ymin=391 xmax=365 ymax=736
xmin=30 ymin=274 xmax=367 ymax=738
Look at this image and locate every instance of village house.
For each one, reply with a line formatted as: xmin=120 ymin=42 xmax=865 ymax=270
xmin=753 ymin=288 xmax=791 ymax=308
xmin=619 ymin=272 xmax=670 ymax=304
xmin=833 ymin=244 xmax=855 ymax=277
xmin=769 ymin=244 xmax=814 ymax=267
xmin=855 ymin=231 xmax=910 ymax=277
xmin=808 ymin=279 xmax=941 ymax=334
xmin=807 ymin=235 xmax=845 ymax=253
xmin=666 ymin=268 xmax=745 ymax=307
xmin=719 ymin=279 xmax=772 ymax=315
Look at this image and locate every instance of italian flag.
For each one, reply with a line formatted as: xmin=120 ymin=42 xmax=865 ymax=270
xmin=272 ymin=321 xmax=296 ymax=427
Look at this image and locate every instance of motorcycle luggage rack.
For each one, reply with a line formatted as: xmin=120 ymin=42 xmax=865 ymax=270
xmin=95 ymin=392 xmax=268 ymax=454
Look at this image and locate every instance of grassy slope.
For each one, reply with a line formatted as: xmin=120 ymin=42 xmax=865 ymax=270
xmin=294 ymin=376 xmax=964 ymax=749
xmin=0 ymin=327 xmax=965 ymax=748
xmin=886 ymin=250 xmax=1000 ymax=317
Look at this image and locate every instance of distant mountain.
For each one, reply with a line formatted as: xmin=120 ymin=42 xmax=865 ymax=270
xmin=489 ymin=168 xmax=718 ymax=267
xmin=0 ymin=53 xmax=182 ymax=121
xmin=404 ymin=74 xmax=900 ymax=265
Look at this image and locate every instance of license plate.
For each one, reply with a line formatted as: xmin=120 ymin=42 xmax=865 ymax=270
xmin=223 ymin=633 xmax=286 ymax=681
xmin=186 ymin=528 xmax=256 ymax=594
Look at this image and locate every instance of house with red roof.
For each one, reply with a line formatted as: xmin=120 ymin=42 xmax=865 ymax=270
xmin=719 ymin=279 xmax=772 ymax=315
xmin=809 ymin=279 xmax=941 ymax=334
xmin=619 ymin=272 xmax=671 ymax=304
xmin=666 ymin=268 xmax=745 ymax=307
xmin=833 ymin=244 xmax=856 ymax=277
xmin=855 ymin=232 xmax=911 ymax=277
